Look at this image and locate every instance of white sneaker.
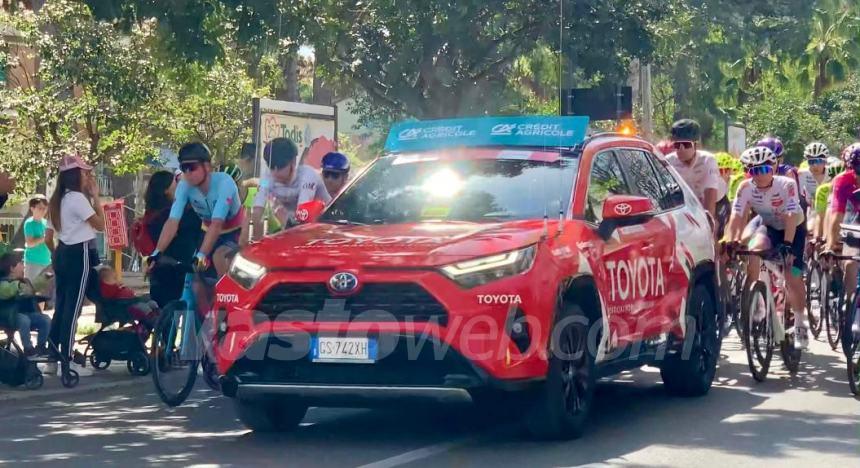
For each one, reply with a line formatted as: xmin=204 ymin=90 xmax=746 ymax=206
xmin=61 ymin=362 xmax=93 ymax=377
xmin=40 ymin=362 xmax=58 ymax=375
xmin=795 ymin=322 xmax=809 ymax=350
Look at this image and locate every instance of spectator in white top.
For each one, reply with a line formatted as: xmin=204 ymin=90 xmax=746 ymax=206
xmin=45 ymin=154 xmax=104 ymax=377
xmin=664 ymin=119 xmax=727 ymax=238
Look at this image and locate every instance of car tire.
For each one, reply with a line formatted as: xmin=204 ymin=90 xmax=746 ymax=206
xmin=661 ymin=283 xmax=719 ymax=397
xmin=523 ymin=302 xmax=596 ymax=440
xmin=233 ymin=397 xmax=308 ymax=433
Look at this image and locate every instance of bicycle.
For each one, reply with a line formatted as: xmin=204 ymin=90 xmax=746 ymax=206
xmin=737 ymin=249 xmax=803 ymax=382
xmin=822 ymin=254 xmax=848 ymax=352
xmin=835 ymin=256 xmax=860 ymax=397
xmin=719 ymin=249 xmax=747 ymax=342
xmin=149 ymin=257 xmax=221 ymax=407
xmin=805 ymin=239 xmax=826 ymax=339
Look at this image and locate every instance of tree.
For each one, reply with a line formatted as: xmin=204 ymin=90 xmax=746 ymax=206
xmin=739 ymin=85 xmax=831 ymax=164
xmin=800 ymin=0 xmax=860 ymax=97
xmin=152 ymin=52 xmax=268 ymax=166
xmin=88 ymin=0 xmax=668 ymax=122
xmin=0 ymin=0 xmax=160 ymax=187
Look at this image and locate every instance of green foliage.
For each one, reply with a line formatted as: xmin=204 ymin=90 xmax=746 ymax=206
xmin=739 ymin=87 xmax=831 ymax=165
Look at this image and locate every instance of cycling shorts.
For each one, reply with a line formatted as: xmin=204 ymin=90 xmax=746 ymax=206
xmin=763 ymin=224 xmax=807 ymax=273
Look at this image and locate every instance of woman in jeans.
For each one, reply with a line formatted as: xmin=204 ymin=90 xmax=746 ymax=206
xmin=143 ymin=170 xmax=201 ymax=307
xmin=45 ymin=154 xmax=104 ymax=377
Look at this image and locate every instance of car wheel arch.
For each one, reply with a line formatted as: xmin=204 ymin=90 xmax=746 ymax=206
xmin=555 ymin=275 xmax=604 ymax=351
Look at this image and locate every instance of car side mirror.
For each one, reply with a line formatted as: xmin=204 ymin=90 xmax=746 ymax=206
xmin=296 ymin=200 xmax=325 ymax=224
xmin=598 ymin=195 xmax=655 ymax=240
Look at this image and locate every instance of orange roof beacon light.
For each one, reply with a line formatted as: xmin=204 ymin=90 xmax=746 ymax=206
xmin=616 ymin=119 xmax=637 ymax=136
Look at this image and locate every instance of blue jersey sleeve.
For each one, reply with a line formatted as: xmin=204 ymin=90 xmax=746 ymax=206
xmin=169 ymin=180 xmax=190 ymax=220
xmin=210 ymin=174 xmax=240 ymax=221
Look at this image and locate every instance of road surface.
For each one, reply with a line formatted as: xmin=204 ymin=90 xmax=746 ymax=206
xmin=0 ymin=335 xmax=857 ymax=467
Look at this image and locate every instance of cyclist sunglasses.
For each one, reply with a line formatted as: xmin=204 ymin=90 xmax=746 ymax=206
xmin=746 ymin=165 xmax=774 ymax=176
xmin=180 ymin=162 xmax=202 ymax=173
xmin=672 ymin=141 xmax=695 ymax=150
xmin=323 ymin=170 xmax=344 ymax=179
xmin=808 ymin=158 xmax=826 ymax=165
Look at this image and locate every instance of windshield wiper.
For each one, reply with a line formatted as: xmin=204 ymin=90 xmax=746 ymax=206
xmin=483 ymin=212 xmax=515 ymax=219
xmin=331 ymin=219 xmax=368 ymax=226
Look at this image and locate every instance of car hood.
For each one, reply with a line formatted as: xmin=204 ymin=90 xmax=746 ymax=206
xmin=241 ymin=221 xmax=547 ymax=269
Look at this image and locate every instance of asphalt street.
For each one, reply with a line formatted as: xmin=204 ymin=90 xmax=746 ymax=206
xmin=0 ymin=334 xmax=858 ymax=468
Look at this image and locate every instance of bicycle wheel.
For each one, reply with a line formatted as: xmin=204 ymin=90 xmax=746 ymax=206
xmin=848 ymin=339 xmax=860 ymax=397
xmin=824 ymin=270 xmax=843 ymax=351
xmin=744 ymin=281 xmax=773 ymax=382
xmin=151 ymin=300 xmax=200 ymax=407
xmin=843 ymin=291 xmax=860 ymax=358
xmin=780 ymin=304 xmax=801 ymax=375
xmin=806 ymin=260 xmax=824 ymax=339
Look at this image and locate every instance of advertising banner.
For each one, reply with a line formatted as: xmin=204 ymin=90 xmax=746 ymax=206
xmin=103 ymin=200 xmax=128 ymax=249
xmin=253 ymin=99 xmax=338 ymax=175
xmin=384 ymin=116 xmax=590 ymax=153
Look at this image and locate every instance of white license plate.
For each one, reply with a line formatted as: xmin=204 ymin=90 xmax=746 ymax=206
xmin=311 ymin=337 xmax=377 ymax=363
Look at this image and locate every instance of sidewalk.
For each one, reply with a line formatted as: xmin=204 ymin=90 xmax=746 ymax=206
xmin=0 ymin=362 xmax=145 ymax=403
xmin=0 ymin=271 xmax=152 ymax=402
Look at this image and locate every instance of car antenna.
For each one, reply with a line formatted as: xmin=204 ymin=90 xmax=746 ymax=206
xmin=542 ymin=206 xmax=549 ymax=240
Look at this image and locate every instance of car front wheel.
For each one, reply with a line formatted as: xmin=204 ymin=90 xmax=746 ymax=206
xmin=523 ymin=302 xmax=596 ymax=440
xmin=661 ymin=283 xmax=719 ymax=396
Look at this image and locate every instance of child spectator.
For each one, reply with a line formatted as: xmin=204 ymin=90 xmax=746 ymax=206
xmin=0 ymin=252 xmax=51 ymax=357
xmin=98 ymin=266 xmax=159 ymax=330
xmin=23 ymin=195 xmax=53 ymax=299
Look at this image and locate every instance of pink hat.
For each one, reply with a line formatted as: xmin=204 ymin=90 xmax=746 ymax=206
xmin=59 ymin=153 xmax=93 ymax=172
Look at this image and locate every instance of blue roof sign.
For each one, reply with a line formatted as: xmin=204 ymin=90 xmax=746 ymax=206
xmin=384 ymin=116 xmax=590 ymax=153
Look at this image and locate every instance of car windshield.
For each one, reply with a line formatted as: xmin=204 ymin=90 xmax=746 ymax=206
xmin=321 ymin=151 xmax=578 ymax=225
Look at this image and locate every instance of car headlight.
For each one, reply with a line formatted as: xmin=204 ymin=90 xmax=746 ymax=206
xmin=440 ymin=245 xmax=537 ymax=288
xmin=228 ymin=253 xmax=267 ymax=290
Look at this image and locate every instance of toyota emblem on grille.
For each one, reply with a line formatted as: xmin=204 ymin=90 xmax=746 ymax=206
xmin=329 ymin=272 xmax=359 ymax=294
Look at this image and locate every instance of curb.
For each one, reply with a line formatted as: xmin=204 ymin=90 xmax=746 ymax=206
xmin=0 ymin=377 xmax=142 ymax=404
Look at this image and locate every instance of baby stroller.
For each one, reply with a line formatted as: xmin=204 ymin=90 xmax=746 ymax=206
xmin=78 ymin=284 xmax=155 ymax=376
xmin=0 ymin=294 xmax=80 ymax=389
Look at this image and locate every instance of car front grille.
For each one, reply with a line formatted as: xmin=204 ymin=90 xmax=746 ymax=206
xmin=255 ymin=283 xmax=448 ymax=325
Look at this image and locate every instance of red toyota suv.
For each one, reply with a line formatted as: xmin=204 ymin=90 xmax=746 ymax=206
xmin=213 ymin=116 xmax=720 ymax=439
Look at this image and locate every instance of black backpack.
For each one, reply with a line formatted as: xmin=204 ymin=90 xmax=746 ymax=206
xmin=0 ymin=342 xmax=36 ymax=387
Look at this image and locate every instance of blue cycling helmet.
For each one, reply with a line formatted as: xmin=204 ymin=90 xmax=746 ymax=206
xmin=321 ymin=152 xmax=350 ymax=173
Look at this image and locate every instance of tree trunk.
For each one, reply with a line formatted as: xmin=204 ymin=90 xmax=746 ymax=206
xmin=274 ymin=52 xmax=300 ymax=102
xmin=814 ymin=57 xmax=827 ymax=98
xmin=285 ymin=53 xmax=299 ymax=102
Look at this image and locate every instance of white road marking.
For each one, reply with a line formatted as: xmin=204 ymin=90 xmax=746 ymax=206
xmin=356 ymin=425 xmax=515 ymax=468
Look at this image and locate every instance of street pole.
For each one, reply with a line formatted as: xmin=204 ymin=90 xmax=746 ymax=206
xmin=641 ymin=63 xmax=653 ymax=140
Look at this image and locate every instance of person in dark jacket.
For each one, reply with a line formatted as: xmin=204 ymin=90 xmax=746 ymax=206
xmin=0 ymin=171 xmax=14 ymax=210
xmin=143 ymin=171 xmax=201 ymax=307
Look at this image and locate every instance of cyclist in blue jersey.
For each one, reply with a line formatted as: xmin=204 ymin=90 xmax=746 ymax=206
xmin=150 ymin=143 xmax=244 ymax=276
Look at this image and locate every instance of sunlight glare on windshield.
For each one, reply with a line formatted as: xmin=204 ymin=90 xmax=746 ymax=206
xmin=422 ymin=167 xmax=464 ymax=198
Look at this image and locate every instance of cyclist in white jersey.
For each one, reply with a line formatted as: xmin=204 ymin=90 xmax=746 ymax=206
xmin=664 ymin=119 xmax=727 ymax=238
xmin=727 ymin=146 xmax=809 ymax=349
xmin=798 ymin=142 xmax=831 ymax=231
xmin=250 ymin=137 xmax=331 ymax=240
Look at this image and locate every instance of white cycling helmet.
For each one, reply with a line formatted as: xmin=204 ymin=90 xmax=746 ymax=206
xmin=740 ymin=146 xmax=778 ymax=167
xmin=803 ymin=142 xmax=829 ymax=160
xmin=826 ymin=156 xmax=845 ymax=179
